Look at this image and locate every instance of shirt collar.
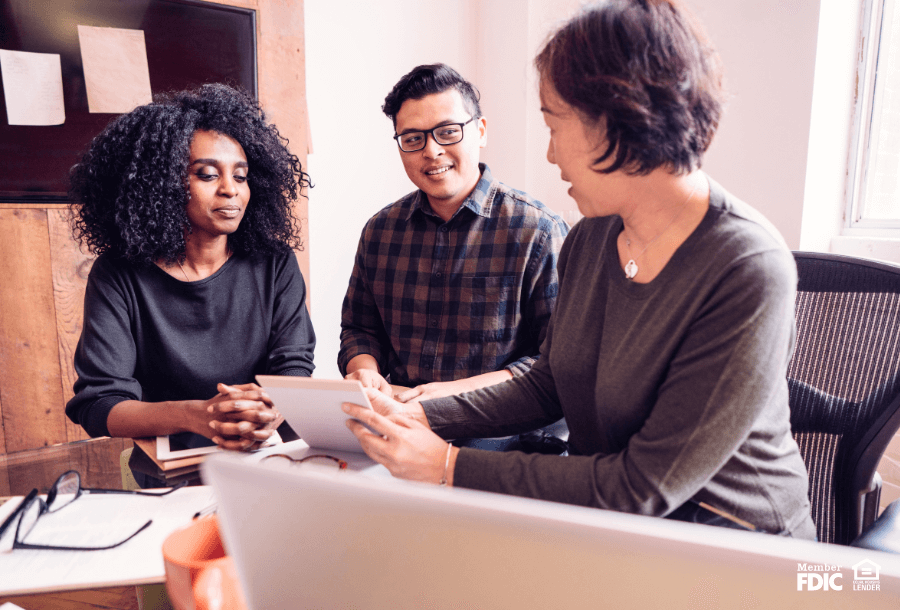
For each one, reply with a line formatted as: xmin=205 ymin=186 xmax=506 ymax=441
xmin=406 ymin=163 xmax=495 ymax=222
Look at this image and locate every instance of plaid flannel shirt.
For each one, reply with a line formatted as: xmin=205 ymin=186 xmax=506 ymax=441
xmin=339 ymin=164 xmax=568 ymax=387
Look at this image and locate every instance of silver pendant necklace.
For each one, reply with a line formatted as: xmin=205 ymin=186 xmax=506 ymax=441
xmin=623 ymin=182 xmax=699 ymax=280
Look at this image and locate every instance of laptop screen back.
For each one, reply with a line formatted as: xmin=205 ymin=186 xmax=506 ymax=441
xmin=203 ymin=454 xmax=900 ymax=610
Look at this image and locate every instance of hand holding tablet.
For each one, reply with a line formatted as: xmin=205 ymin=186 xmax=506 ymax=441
xmin=255 ymin=376 xmax=374 ymax=452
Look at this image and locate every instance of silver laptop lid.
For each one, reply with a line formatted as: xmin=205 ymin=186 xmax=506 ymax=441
xmin=202 ymin=453 xmax=899 ymax=609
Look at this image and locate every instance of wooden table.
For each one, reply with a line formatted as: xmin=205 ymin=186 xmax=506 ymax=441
xmin=0 ymin=437 xmax=167 ymax=610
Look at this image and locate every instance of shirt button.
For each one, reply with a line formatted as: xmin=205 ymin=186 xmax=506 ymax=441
xmin=435 ymin=272 xmax=442 ymax=278
xmin=440 ymin=227 xmax=448 ymax=232
xmin=424 ymin=363 xmax=432 ymax=369
xmin=431 ymin=319 xmax=438 ymax=327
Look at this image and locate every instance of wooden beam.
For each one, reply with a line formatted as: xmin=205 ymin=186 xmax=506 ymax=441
xmin=0 ymin=209 xmax=67 ymax=452
xmin=48 ymin=209 xmax=93 ymax=443
xmin=256 ymin=0 xmax=311 ymax=308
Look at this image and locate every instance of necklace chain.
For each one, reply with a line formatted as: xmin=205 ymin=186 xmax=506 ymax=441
xmin=176 ymin=250 xmax=231 ymax=282
xmin=623 ymin=182 xmax=699 ymax=280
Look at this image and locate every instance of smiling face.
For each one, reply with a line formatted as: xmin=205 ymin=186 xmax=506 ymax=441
xmin=394 ymin=88 xmax=487 ymax=215
xmin=540 ymin=80 xmax=630 ymax=218
xmin=185 ymin=129 xmax=250 ymax=242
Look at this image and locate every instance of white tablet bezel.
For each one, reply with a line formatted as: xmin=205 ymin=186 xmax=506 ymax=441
xmin=256 ymin=376 xmax=373 ymax=452
xmin=156 ymin=433 xmax=221 ymax=461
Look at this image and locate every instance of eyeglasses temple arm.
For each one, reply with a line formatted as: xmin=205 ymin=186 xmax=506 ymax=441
xmin=13 ymin=519 xmax=153 ymax=552
xmin=82 ymin=479 xmax=187 ymax=496
xmin=0 ymin=489 xmax=37 ymax=539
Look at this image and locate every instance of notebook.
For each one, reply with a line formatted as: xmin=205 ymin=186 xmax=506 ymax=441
xmin=202 ymin=453 xmax=898 ymax=610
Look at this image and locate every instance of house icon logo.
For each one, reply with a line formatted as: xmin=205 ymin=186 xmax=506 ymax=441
xmin=852 ymin=559 xmax=881 ymax=591
xmin=853 ymin=559 xmax=880 ymax=580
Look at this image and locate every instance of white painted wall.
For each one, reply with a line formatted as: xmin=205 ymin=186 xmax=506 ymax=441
xmin=304 ymin=0 xmax=476 ymax=378
xmin=305 ymin=0 xmax=828 ymax=378
xmin=690 ymin=0 xmax=821 ymax=249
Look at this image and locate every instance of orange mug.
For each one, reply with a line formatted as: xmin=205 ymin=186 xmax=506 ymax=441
xmin=162 ymin=515 xmax=247 ymax=610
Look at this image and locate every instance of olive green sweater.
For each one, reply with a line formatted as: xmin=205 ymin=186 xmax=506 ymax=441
xmin=425 ymin=177 xmax=816 ymax=539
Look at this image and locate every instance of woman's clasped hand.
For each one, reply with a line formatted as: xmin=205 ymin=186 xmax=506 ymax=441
xmin=206 ymin=383 xmax=281 ymax=450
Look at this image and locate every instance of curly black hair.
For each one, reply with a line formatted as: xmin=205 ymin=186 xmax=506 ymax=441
xmin=535 ymin=0 xmax=725 ymax=176
xmin=69 ymin=83 xmax=309 ymax=264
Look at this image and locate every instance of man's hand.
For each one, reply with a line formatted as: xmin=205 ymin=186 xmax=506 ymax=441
xmin=395 ymin=380 xmax=464 ymax=403
xmin=363 ymin=388 xmax=429 ymax=427
xmin=394 ymin=369 xmax=513 ymax=403
xmin=345 ymin=369 xmax=393 ymax=397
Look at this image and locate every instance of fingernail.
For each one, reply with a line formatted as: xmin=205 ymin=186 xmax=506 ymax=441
xmin=342 ymin=403 xmax=351 ymax=413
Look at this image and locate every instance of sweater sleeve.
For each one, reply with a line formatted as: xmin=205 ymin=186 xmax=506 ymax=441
xmin=425 ymin=354 xmax=565 ymax=438
xmin=429 ymin=245 xmax=801 ymax=524
xmin=65 ymin=258 xmax=142 ymax=437
xmin=266 ymin=250 xmax=316 ymax=377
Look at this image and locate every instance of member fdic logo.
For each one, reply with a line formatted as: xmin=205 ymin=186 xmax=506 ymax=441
xmin=797 ymin=563 xmax=842 ymax=591
xmin=796 ymin=559 xmax=882 ymax=592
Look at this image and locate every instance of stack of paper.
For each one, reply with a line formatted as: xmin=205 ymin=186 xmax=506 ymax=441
xmin=0 ymin=486 xmax=217 ymax=595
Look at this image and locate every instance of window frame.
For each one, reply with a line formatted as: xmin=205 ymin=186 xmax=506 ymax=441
xmin=845 ymin=0 xmax=900 ymax=236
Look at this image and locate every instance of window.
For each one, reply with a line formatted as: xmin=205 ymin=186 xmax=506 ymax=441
xmin=849 ymin=0 xmax=900 ymax=234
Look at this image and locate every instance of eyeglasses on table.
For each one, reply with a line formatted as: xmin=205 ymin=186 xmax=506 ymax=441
xmin=261 ymin=453 xmax=348 ymax=471
xmin=1 ymin=469 xmax=185 ymax=552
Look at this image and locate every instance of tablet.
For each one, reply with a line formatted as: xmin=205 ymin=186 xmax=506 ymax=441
xmin=156 ymin=432 xmax=220 ymax=460
xmin=256 ymin=376 xmax=373 ymax=452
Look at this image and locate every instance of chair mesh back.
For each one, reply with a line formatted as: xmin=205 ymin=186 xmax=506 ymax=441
xmin=789 ymin=253 xmax=900 ymax=544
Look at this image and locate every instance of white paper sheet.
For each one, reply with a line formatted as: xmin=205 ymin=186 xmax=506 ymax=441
xmin=77 ymin=25 xmax=152 ymax=114
xmin=0 ymin=49 xmax=65 ymax=125
xmin=0 ymin=486 xmax=216 ymax=595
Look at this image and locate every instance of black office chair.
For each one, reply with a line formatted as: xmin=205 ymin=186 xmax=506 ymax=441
xmin=788 ymin=251 xmax=900 ymax=545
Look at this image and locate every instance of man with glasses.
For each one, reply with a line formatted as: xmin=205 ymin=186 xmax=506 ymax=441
xmin=339 ymin=64 xmax=568 ymax=449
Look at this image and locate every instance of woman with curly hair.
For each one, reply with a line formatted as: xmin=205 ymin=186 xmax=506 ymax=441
xmin=66 ymin=83 xmax=315 ymax=465
xmin=342 ymin=0 xmax=816 ymax=538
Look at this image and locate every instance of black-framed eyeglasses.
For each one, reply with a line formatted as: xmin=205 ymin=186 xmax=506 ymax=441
xmin=261 ymin=453 xmax=348 ymax=470
xmin=6 ymin=470 xmax=185 ymax=552
xmin=393 ymin=117 xmax=477 ymax=152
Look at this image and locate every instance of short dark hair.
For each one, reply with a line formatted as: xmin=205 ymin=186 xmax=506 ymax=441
xmin=382 ymin=63 xmax=482 ymax=127
xmin=69 ymin=83 xmax=309 ymax=265
xmin=535 ymin=0 xmax=725 ymax=175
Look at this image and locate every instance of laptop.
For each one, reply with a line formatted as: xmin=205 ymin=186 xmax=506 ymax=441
xmin=202 ymin=453 xmax=900 ymax=609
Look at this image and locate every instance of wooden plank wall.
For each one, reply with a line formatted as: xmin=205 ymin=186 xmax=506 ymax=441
xmin=0 ymin=206 xmax=91 ymax=454
xmin=0 ymin=0 xmax=308 ymax=456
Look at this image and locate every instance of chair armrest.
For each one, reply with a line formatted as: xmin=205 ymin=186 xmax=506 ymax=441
xmin=852 ymin=497 xmax=900 ymax=553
